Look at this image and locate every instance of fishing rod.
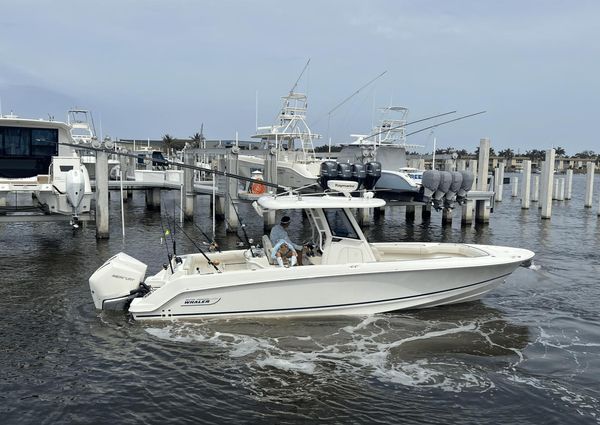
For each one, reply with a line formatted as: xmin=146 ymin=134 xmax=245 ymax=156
xmin=163 ymin=209 xmax=221 ymax=273
xmin=170 ymin=202 xmax=221 ymax=252
xmin=227 ymin=197 xmax=256 ymax=257
xmin=56 ymin=141 xmax=286 ymax=191
xmin=360 ymin=110 xmax=457 ymax=142
xmin=405 ymin=111 xmax=487 ymax=137
xmin=158 ymin=211 xmax=175 ymax=273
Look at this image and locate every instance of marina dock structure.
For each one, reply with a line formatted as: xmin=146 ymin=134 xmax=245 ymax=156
xmin=2 ymin=112 xmax=598 ymax=236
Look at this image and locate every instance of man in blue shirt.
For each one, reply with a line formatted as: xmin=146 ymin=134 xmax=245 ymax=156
xmin=270 ymin=215 xmax=304 ymax=265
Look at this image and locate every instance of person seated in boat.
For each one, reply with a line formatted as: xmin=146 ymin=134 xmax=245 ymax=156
xmin=271 ymin=239 xmax=298 ymax=267
xmin=270 ymin=215 xmax=304 ymax=265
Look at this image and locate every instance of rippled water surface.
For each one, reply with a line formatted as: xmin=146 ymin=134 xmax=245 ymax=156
xmin=1 ymin=174 xmax=599 ymax=424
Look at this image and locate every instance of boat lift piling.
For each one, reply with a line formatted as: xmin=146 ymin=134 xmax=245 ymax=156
xmin=584 ymin=162 xmax=595 ymax=208
xmin=183 ymin=149 xmax=195 ymax=221
xmin=521 ymin=160 xmax=532 ymax=209
xmin=532 ymin=175 xmax=540 ymax=202
xmin=95 ymin=150 xmax=110 ymax=239
xmin=262 ymin=148 xmax=278 ymax=229
xmin=541 ymin=149 xmax=556 ymax=219
xmin=565 ymin=169 xmax=573 ymax=200
xmin=224 ymin=149 xmax=240 ymax=232
xmin=475 ymin=138 xmax=491 ymax=223
xmin=511 ymin=176 xmax=519 ymax=198
xmin=494 ymin=162 xmax=505 ymax=202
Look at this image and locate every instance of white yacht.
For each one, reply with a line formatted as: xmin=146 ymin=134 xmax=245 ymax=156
xmin=89 ymin=182 xmax=534 ymax=320
xmin=67 ymin=109 xmax=120 ymax=179
xmin=0 ymin=113 xmax=93 ymax=222
xmin=238 ymin=92 xmax=322 ymax=189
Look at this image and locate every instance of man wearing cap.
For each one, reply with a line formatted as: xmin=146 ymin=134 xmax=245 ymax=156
xmin=270 ymin=215 xmax=304 ymax=265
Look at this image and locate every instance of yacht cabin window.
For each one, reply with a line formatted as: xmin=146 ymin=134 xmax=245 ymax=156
xmin=0 ymin=126 xmax=58 ymax=157
xmin=323 ymin=208 xmax=359 ymax=240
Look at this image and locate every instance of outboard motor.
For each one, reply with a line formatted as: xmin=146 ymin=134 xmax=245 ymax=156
xmin=337 ymin=163 xmax=352 ymax=180
xmin=420 ymin=170 xmax=440 ymax=203
xmin=319 ymin=161 xmax=338 ymax=190
xmin=444 ymin=171 xmax=464 ymax=209
xmin=457 ymin=171 xmax=475 ymax=205
xmin=351 ymin=163 xmax=366 ymax=189
xmin=364 ymin=161 xmax=382 ymax=190
xmin=89 ymin=252 xmax=149 ymax=311
xmin=432 ymin=171 xmax=453 ymax=210
xmin=65 ymin=168 xmax=86 ymax=213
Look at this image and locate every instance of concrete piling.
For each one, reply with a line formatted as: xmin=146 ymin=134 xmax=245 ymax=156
xmin=511 ymin=176 xmax=519 ymax=198
xmin=584 ymin=162 xmax=595 ymax=208
xmin=405 ymin=205 xmax=415 ymax=222
xmin=441 ymin=208 xmax=453 ymax=225
xmin=476 ymin=138 xmax=491 ymax=223
xmin=521 ymin=160 xmax=531 ymax=209
xmin=565 ymin=169 xmax=573 ymax=200
xmin=462 ymin=199 xmax=474 ymax=225
xmin=183 ymin=149 xmax=195 ymax=221
xmin=532 ymin=175 xmax=540 ymax=202
xmin=541 ymin=149 xmax=556 ymax=219
xmin=494 ymin=163 xmax=505 ymax=202
xmin=95 ymin=150 xmax=110 ymax=239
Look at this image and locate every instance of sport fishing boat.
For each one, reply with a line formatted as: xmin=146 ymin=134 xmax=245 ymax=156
xmin=238 ymin=91 xmax=322 ymax=189
xmin=89 ymin=182 xmax=534 ymax=320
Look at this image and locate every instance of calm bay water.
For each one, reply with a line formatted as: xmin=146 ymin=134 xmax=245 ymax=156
xmin=1 ymin=174 xmax=599 ymax=424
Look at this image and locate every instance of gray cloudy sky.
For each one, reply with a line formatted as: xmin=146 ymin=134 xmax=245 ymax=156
xmin=1 ymin=0 xmax=598 ymax=154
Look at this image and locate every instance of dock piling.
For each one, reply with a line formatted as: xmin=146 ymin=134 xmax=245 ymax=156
xmin=565 ymin=169 xmax=573 ymax=200
xmin=95 ymin=150 xmax=110 ymax=239
xmin=541 ymin=149 xmax=556 ymax=219
xmin=475 ymin=138 xmax=491 ymax=223
xmin=584 ymin=162 xmax=595 ymax=208
xmin=521 ymin=160 xmax=531 ymax=209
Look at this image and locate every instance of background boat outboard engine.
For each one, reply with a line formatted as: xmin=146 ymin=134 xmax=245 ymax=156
xmin=65 ymin=168 xmax=86 ymax=212
xmin=420 ymin=170 xmax=440 ymax=203
xmin=319 ymin=160 xmax=338 ymax=190
xmin=337 ymin=163 xmax=353 ymax=181
xmin=444 ymin=171 xmax=464 ymax=209
xmin=432 ymin=171 xmax=453 ymax=210
xmin=457 ymin=170 xmax=475 ymax=204
xmin=364 ymin=162 xmax=382 ymax=190
xmin=89 ymin=252 xmax=149 ymax=311
xmin=351 ymin=163 xmax=366 ymax=189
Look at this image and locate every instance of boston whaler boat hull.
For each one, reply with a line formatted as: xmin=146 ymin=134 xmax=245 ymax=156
xmin=90 ymin=243 xmax=533 ymax=321
xmin=89 ymin=188 xmax=533 ymax=321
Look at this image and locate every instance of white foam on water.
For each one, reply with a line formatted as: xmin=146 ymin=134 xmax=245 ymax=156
xmin=144 ymin=319 xmax=511 ymax=393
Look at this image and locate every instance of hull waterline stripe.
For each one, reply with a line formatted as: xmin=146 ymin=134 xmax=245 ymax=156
xmin=133 ymin=272 xmax=512 ymax=318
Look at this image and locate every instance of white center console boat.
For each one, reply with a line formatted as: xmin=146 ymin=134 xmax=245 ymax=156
xmin=89 ymin=183 xmax=534 ymax=320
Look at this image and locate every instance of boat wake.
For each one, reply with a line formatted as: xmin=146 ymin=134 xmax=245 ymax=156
xmin=144 ymin=311 xmax=529 ymax=396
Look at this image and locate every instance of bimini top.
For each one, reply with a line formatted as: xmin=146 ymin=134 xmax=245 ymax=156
xmin=256 ymin=193 xmax=386 ymax=211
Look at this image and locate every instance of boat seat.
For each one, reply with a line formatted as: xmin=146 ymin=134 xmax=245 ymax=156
xmin=262 ymin=235 xmax=275 ymax=265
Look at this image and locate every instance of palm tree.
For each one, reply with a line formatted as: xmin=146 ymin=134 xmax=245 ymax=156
xmin=162 ymin=134 xmax=175 ymax=157
xmin=189 ymin=131 xmax=204 ymax=149
xmin=555 ymin=146 xmax=566 ymax=157
xmin=498 ymin=148 xmax=514 ymax=159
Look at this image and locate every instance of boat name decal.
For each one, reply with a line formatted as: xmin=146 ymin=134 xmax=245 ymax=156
xmin=112 ymin=274 xmax=136 ymax=282
xmin=182 ymin=297 xmax=221 ymax=306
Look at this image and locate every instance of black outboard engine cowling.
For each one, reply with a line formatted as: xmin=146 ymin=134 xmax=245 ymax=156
xmin=364 ymin=162 xmax=382 ymax=190
xmin=319 ymin=161 xmax=338 ymax=190
xmin=351 ymin=163 xmax=366 ymax=189
xmin=337 ymin=163 xmax=353 ymax=180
